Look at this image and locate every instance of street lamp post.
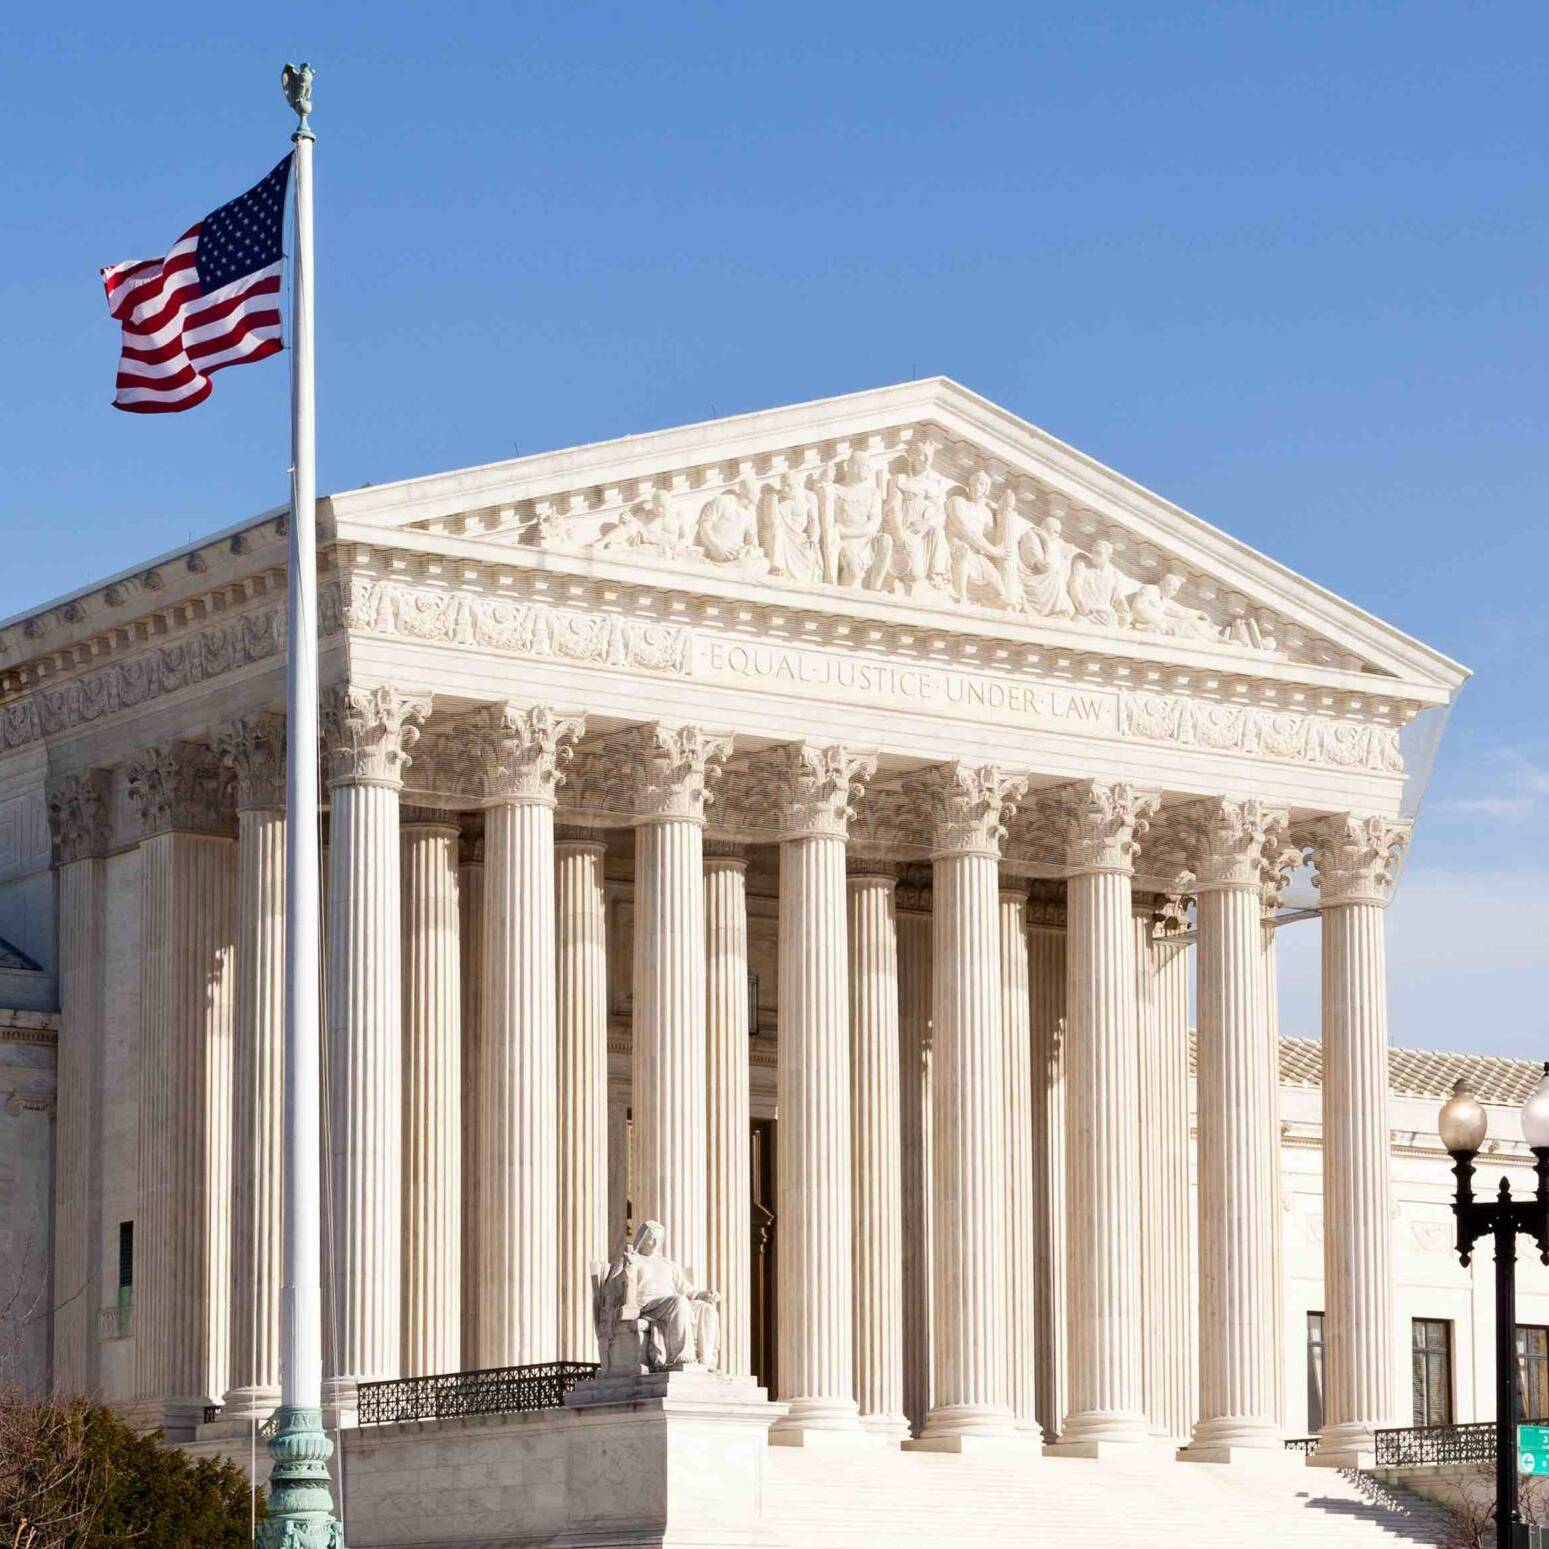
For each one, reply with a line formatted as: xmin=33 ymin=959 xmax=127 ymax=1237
xmin=1438 ymin=1069 xmax=1549 ymax=1549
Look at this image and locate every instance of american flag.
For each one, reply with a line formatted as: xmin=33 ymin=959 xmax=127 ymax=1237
xmin=100 ymin=156 xmax=292 ymax=413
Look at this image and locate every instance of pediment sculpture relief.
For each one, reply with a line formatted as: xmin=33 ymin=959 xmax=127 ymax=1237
xmin=552 ymin=441 xmax=1284 ymax=655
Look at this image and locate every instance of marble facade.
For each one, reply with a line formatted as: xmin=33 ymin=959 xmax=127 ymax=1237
xmin=0 ymin=381 xmax=1471 ymax=1503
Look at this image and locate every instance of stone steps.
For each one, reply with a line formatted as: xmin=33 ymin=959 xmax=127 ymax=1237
xmin=761 ymin=1447 xmax=1454 ymax=1547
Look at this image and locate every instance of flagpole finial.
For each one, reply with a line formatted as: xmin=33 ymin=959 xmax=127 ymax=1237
xmin=282 ymin=62 xmax=315 ymax=140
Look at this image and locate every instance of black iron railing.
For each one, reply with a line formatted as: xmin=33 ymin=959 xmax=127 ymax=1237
xmin=356 ymin=1361 xmax=599 ymax=1426
xmin=1283 ymin=1436 xmax=1318 ymax=1455
xmin=1373 ymin=1422 xmax=1495 ymax=1467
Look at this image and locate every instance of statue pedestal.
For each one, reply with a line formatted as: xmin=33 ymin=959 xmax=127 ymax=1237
xmin=559 ymin=1369 xmax=785 ymax=1547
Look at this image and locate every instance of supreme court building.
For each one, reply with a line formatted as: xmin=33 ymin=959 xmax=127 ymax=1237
xmin=0 ymin=380 xmax=1476 ymax=1544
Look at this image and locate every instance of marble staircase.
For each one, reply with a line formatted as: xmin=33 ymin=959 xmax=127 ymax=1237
xmin=763 ymin=1446 xmax=1454 ymax=1548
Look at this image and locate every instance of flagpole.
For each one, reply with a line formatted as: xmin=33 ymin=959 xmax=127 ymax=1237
xmin=261 ymin=60 xmax=343 ymax=1549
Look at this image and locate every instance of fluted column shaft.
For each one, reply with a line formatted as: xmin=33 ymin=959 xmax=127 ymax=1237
xmin=326 ymin=780 xmax=405 ymax=1396
xmin=457 ymin=838 xmax=484 ymax=1371
xmin=1137 ymin=921 xmax=1194 ymax=1444
xmin=633 ymin=816 xmax=710 ymax=1283
xmin=134 ymin=826 xmax=236 ymax=1434
xmin=557 ymin=836 xmax=609 ymax=1362
xmin=50 ymin=809 xmax=105 ymax=1397
xmin=1310 ymin=814 xmax=1405 ymax=1465
xmin=849 ymin=867 xmax=906 ymax=1435
xmin=227 ymin=801 xmax=287 ymax=1415
xmin=481 ymin=799 xmax=558 ymax=1364
xmin=1047 ymin=781 xmax=1159 ymax=1454
xmin=401 ymin=816 xmax=461 ymax=1377
xmin=777 ymin=829 xmax=858 ymax=1428
xmin=1000 ymin=887 xmax=1039 ymax=1437
xmin=897 ymin=891 xmax=934 ymax=1438
xmin=1188 ymin=873 xmax=1281 ymax=1454
xmin=924 ymin=847 xmax=1014 ymax=1439
xmin=1028 ymin=914 xmax=1068 ymax=1444
xmin=705 ymin=847 xmax=751 ymax=1376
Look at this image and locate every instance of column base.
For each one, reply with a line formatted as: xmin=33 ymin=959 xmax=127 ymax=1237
xmin=1310 ymin=1421 xmax=1377 ymax=1471
xmin=218 ymin=1383 xmax=282 ymax=1425
xmin=1177 ymin=1442 xmax=1298 ymax=1468
xmin=126 ymin=1395 xmax=209 ymax=1442
xmin=769 ymin=1395 xmax=872 ymax=1447
xmin=915 ymin=1401 xmax=1022 ymax=1448
xmin=904 ymin=1432 xmax=1039 ymax=1457
xmin=859 ymin=1411 xmax=912 ymax=1442
xmin=1044 ymin=1409 xmax=1154 ymax=1458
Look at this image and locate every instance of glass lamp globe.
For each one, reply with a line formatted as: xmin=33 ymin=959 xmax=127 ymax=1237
xmin=1522 ymin=1064 xmax=1549 ymax=1151
xmin=1438 ymin=1079 xmax=1488 ymax=1155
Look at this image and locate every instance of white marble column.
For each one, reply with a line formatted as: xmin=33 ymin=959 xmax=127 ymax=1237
xmin=126 ymin=741 xmax=237 ymax=1438
xmin=45 ymin=771 xmax=110 ymax=1398
xmin=457 ymin=826 xmax=484 ymax=1371
xmin=473 ymin=704 xmax=584 ymax=1367
xmin=999 ymin=882 xmax=1040 ymax=1438
xmin=1135 ymin=903 xmax=1194 ymax=1446
xmin=1049 ymin=780 xmax=1158 ymax=1455
xmin=896 ymin=877 xmax=934 ymax=1439
xmin=848 ymin=862 xmax=907 ymax=1436
xmin=321 ymin=684 xmax=429 ymax=1407
xmin=1308 ymin=815 xmax=1408 ymax=1468
xmin=911 ymin=763 xmax=1028 ymax=1449
xmin=215 ymin=714 xmax=288 ymax=1418
xmin=771 ymin=743 xmax=875 ymax=1438
xmin=1027 ymin=896 xmax=1068 ymax=1445
xmin=556 ymin=830 xmax=609 ymax=1362
xmin=1182 ymin=800 xmax=1284 ymax=1461
xmin=623 ymin=725 xmax=731 ymax=1294
xmin=401 ymin=810 xmax=462 ymax=1377
xmin=705 ymin=842 xmax=751 ymax=1377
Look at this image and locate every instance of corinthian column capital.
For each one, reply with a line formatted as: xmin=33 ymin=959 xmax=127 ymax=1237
xmin=1051 ymin=779 xmax=1159 ymax=873
xmin=215 ymin=711 xmax=287 ymax=811
xmin=904 ymin=762 xmax=1028 ymax=858
xmin=467 ymin=703 xmax=586 ymax=805
xmin=322 ymin=684 xmax=432 ymax=789
xmin=126 ymin=740 xmax=234 ymax=838
xmin=628 ymin=723 xmax=736 ymax=821
xmin=46 ymin=769 xmax=111 ymax=863
xmin=1181 ymin=797 xmax=1290 ymax=892
xmin=748 ymin=742 xmax=878 ymax=839
xmin=1304 ymin=814 xmax=1410 ymax=907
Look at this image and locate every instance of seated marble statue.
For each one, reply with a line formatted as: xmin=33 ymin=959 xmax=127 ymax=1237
xmin=593 ymin=1219 xmax=722 ymax=1374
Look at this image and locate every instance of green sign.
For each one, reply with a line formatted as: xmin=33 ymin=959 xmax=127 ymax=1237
xmin=1519 ymin=1425 xmax=1549 ymax=1476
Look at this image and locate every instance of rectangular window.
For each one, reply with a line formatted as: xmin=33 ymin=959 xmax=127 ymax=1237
xmin=1412 ymin=1318 xmax=1453 ymax=1428
xmin=117 ymin=1221 xmax=134 ymax=1306
xmin=746 ymin=971 xmax=760 ymax=1039
xmin=1519 ymin=1326 xmax=1549 ymax=1422
xmin=1306 ymin=1312 xmax=1326 ymax=1434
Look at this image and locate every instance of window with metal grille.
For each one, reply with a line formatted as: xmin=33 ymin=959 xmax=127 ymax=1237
xmin=1412 ymin=1318 xmax=1453 ymax=1428
xmin=1306 ymin=1311 xmax=1326 ymax=1433
xmin=117 ymin=1221 xmax=134 ymax=1305
xmin=1518 ymin=1325 xmax=1549 ymax=1422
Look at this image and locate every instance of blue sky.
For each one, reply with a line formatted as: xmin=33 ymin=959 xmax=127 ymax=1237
xmin=3 ymin=3 xmax=1545 ymax=1053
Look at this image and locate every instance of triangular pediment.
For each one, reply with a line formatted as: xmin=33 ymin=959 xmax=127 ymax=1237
xmin=322 ymin=378 xmax=1466 ymax=696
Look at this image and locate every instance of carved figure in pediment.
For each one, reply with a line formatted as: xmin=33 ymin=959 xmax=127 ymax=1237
xmin=1017 ymin=515 xmax=1079 ymax=619
xmin=758 ymin=471 xmax=822 ymax=582
xmin=945 ymin=471 xmax=1015 ymax=606
xmin=1069 ymin=539 xmax=1136 ymax=627
xmin=868 ymin=442 xmax=950 ymax=595
xmin=1130 ymin=571 xmax=1223 ymax=643
xmin=696 ymin=477 xmax=766 ymax=570
xmin=595 ymin=489 xmax=688 ymax=557
xmin=819 ymin=451 xmax=883 ymax=587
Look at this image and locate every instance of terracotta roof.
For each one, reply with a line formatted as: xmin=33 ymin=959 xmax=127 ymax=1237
xmin=1186 ymin=1034 xmax=1548 ymax=1108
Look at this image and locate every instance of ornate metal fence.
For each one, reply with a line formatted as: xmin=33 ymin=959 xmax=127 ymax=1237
xmin=1372 ymin=1422 xmax=1495 ymax=1467
xmin=356 ymin=1361 xmax=599 ymax=1426
xmin=1283 ymin=1436 xmax=1318 ymax=1456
